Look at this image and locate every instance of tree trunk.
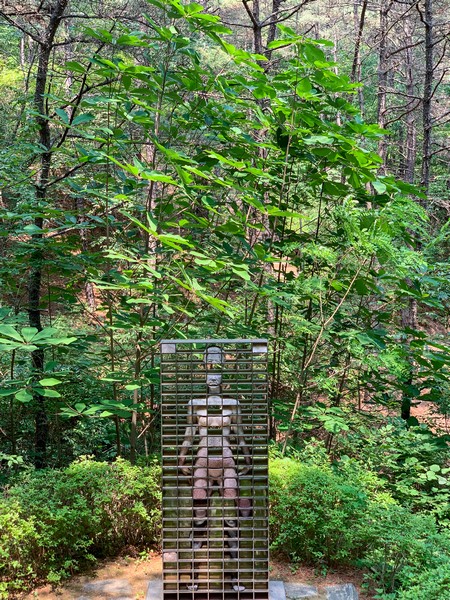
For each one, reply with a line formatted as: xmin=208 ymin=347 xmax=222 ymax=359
xmin=266 ymin=0 xmax=283 ymax=60
xmin=30 ymin=0 xmax=69 ymax=468
xmin=352 ymin=0 xmax=368 ymax=115
xmin=404 ymin=21 xmax=417 ymax=184
xmin=377 ymin=0 xmax=390 ymax=172
xmin=421 ymin=0 xmax=433 ymax=194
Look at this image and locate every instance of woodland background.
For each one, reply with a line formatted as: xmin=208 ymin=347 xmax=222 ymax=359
xmin=0 ymin=1 xmax=450 ymax=598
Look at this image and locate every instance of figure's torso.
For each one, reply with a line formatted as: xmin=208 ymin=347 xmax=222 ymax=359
xmin=190 ymin=396 xmax=239 ymax=448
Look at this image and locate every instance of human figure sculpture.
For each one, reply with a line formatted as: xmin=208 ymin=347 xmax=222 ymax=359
xmin=178 ymin=346 xmax=251 ymax=592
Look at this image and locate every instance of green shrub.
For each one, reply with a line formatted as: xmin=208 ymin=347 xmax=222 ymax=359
xmin=269 ymin=456 xmax=372 ymax=564
xmin=0 ymin=457 xmax=161 ymax=596
xmin=359 ymin=504 xmax=449 ymax=595
xmin=0 ymin=500 xmax=39 ymax=596
xmin=269 ymin=453 xmax=450 ymax=599
xmin=396 ymin=563 xmax=450 ymax=600
xmin=336 ymin=421 xmax=450 ymax=526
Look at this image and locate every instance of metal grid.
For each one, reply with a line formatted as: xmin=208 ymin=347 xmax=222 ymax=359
xmin=160 ymin=339 xmax=269 ymax=600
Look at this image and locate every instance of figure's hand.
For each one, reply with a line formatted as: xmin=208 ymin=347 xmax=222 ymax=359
xmin=239 ymin=455 xmax=251 ymax=476
xmin=179 ymin=456 xmax=191 ymax=476
xmin=238 ymin=463 xmax=251 ymax=476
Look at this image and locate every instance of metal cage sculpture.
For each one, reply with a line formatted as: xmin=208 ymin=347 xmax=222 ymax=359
xmin=160 ymin=339 xmax=269 ymax=600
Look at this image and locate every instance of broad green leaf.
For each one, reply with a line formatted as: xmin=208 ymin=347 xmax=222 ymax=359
xmin=373 ymin=180 xmax=387 ymax=194
xmin=23 ymin=224 xmax=43 ymax=234
xmin=31 ymin=327 xmax=59 ymax=341
xmin=36 ymin=388 xmax=61 ymax=397
xmin=0 ymin=325 xmax=22 ymax=341
xmin=20 ymin=327 xmax=38 ymax=342
xmin=65 ymin=61 xmax=86 ymax=73
xmin=0 ymin=388 xmax=18 ymax=397
xmin=55 ymin=108 xmax=69 ymax=124
xmin=45 ymin=337 xmax=77 ymax=346
xmin=296 ymin=78 xmax=312 ymax=95
xmin=267 ymin=39 xmax=292 ymax=49
xmin=38 ymin=378 xmax=62 ymax=386
xmin=15 ymin=389 xmax=33 ymax=403
xmin=72 ymin=114 xmax=95 ymax=126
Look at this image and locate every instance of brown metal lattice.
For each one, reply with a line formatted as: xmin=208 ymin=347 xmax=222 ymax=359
xmin=160 ymin=339 xmax=269 ymax=600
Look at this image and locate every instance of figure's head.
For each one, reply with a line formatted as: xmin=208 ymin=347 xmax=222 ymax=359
xmin=204 ymin=346 xmax=223 ymax=390
xmin=204 ymin=346 xmax=223 ymax=366
xmin=206 ymin=373 xmax=222 ymax=388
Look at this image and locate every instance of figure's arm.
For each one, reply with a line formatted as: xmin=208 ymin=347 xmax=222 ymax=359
xmin=232 ymin=402 xmax=251 ymax=474
xmin=179 ymin=402 xmax=197 ymax=475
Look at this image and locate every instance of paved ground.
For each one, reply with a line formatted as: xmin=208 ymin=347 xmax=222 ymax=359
xmin=23 ymin=555 xmax=368 ymax=600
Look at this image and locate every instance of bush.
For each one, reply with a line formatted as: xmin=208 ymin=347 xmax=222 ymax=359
xmin=269 ymin=451 xmax=450 ymax=599
xmin=0 ymin=457 xmax=161 ymax=596
xmin=0 ymin=501 xmax=39 ymax=597
xmin=269 ymin=456 xmax=373 ymax=564
xmin=359 ymin=504 xmax=450 ymax=595
xmin=336 ymin=420 xmax=450 ymax=526
xmin=396 ymin=563 xmax=450 ymax=600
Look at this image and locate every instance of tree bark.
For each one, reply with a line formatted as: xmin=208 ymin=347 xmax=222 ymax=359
xmin=352 ymin=0 xmax=368 ymax=115
xmin=377 ymin=0 xmax=390 ymax=172
xmin=29 ymin=0 xmax=69 ymax=468
xmin=421 ymin=0 xmax=433 ymax=194
xmin=404 ymin=17 xmax=417 ymax=184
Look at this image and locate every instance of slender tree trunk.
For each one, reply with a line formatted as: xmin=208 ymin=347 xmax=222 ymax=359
xmin=400 ymin=22 xmax=419 ymax=421
xmin=421 ymin=0 xmax=433 ymax=194
xmin=243 ymin=0 xmax=263 ymax=55
xmin=400 ymin=293 xmax=418 ymax=421
xmin=76 ymin=198 xmax=96 ymax=311
xmin=377 ymin=0 xmax=390 ymax=172
xmin=404 ymin=18 xmax=417 ymax=184
xmin=266 ymin=0 xmax=283 ymax=60
xmin=20 ymin=35 xmax=25 ymax=69
xmin=352 ymin=0 xmax=368 ymax=115
xmin=30 ymin=0 xmax=69 ymax=468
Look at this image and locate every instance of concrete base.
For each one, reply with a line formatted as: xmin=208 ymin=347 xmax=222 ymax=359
xmin=145 ymin=578 xmax=358 ymax=600
xmin=146 ymin=576 xmax=163 ymax=600
xmin=147 ymin=578 xmax=284 ymax=600
xmin=269 ymin=580 xmax=287 ymax=600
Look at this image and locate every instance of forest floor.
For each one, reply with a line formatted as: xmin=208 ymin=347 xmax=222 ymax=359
xmin=23 ymin=552 xmax=375 ymax=599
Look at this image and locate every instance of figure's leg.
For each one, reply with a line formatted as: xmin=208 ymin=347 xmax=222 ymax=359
xmin=187 ymin=466 xmax=208 ymax=591
xmin=222 ymin=468 xmax=245 ymax=592
xmin=192 ymin=466 xmax=208 ymax=547
xmin=237 ymin=496 xmax=252 ymax=517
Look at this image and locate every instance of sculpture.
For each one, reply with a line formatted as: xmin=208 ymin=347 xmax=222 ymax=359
xmin=178 ymin=346 xmax=252 ymax=592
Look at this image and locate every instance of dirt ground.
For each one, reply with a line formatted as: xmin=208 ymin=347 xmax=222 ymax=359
xmin=23 ymin=552 xmax=161 ymax=600
xmin=23 ymin=553 xmax=374 ymax=600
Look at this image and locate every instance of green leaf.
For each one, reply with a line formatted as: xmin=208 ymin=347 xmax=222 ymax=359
xmin=72 ymin=113 xmax=95 ymax=126
xmin=55 ymin=108 xmax=70 ymax=124
xmin=267 ymin=39 xmax=292 ymax=49
xmin=35 ymin=388 xmax=61 ymax=397
xmin=23 ymin=224 xmax=43 ymax=234
xmin=0 ymin=325 xmax=22 ymax=341
xmin=20 ymin=327 xmax=38 ymax=342
xmin=65 ymin=61 xmax=86 ymax=73
xmin=0 ymin=388 xmax=19 ymax=397
xmin=45 ymin=337 xmax=77 ymax=346
xmin=15 ymin=389 xmax=33 ymax=403
xmin=38 ymin=378 xmax=62 ymax=386
xmin=296 ymin=78 xmax=312 ymax=96
xmin=373 ymin=180 xmax=387 ymax=194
